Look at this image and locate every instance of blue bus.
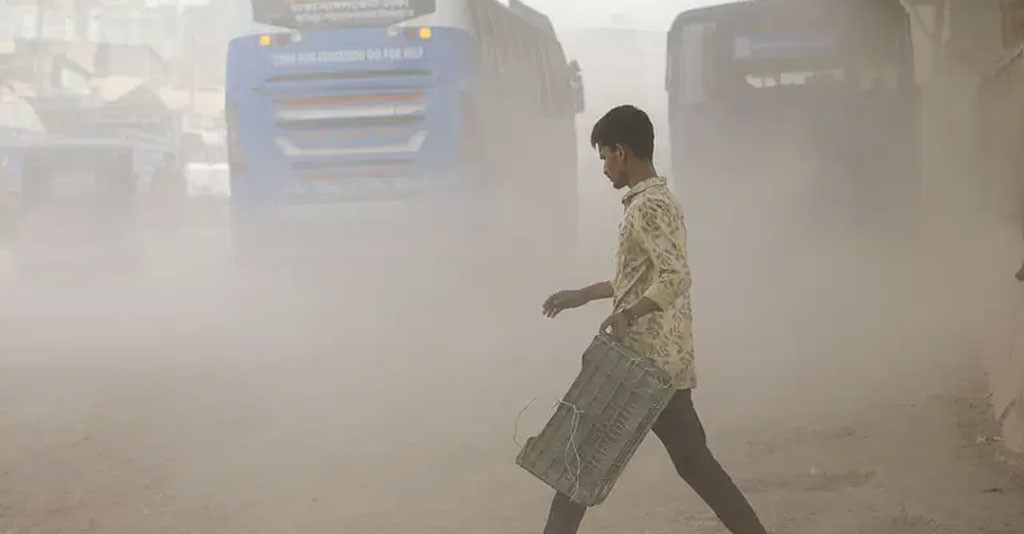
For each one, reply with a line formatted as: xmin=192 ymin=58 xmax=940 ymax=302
xmin=226 ymin=0 xmax=584 ymax=261
xmin=666 ymin=0 xmax=920 ymax=223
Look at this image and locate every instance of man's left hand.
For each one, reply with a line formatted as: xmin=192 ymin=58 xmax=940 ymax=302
xmin=600 ymin=312 xmax=630 ymax=341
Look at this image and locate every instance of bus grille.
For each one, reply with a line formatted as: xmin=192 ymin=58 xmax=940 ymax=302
xmin=271 ymin=91 xmax=428 ymax=180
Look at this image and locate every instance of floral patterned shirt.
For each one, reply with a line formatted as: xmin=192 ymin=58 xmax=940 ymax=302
xmin=613 ymin=176 xmax=696 ymax=389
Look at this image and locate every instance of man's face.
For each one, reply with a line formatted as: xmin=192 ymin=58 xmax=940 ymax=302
xmin=599 ymin=144 xmax=629 ymax=190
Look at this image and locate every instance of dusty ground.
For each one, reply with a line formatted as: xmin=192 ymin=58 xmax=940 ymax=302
xmin=0 ymin=172 xmax=1022 ymax=534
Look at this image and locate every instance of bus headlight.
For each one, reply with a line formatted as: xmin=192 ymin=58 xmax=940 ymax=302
xmin=418 ymin=27 xmax=432 ymax=40
xmin=258 ymin=35 xmax=272 ymax=47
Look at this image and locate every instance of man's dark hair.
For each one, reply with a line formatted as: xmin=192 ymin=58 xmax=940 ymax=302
xmin=590 ymin=105 xmax=655 ymax=160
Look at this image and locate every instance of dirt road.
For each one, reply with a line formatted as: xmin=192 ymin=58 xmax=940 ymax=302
xmin=0 ymin=187 xmax=1022 ymax=534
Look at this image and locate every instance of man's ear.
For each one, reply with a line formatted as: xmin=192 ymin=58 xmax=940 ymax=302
xmin=613 ymin=144 xmax=628 ymax=162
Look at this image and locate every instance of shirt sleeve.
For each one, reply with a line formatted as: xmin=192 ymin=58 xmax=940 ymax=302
xmin=632 ymin=197 xmax=691 ymax=311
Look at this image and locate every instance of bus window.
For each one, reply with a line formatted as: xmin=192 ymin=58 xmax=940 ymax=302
xmin=520 ymin=32 xmax=543 ymax=104
xmin=488 ymin=11 xmax=508 ymax=86
xmin=678 ymin=22 xmax=715 ymax=104
xmin=468 ymin=2 xmax=499 ymax=86
xmin=537 ymin=43 xmax=569 ymax=115
xmin=534 ymin=43 xmax=551 ymax=108
xmin=514 ymin=27 xmax=537 ymax=102
xmin=507 ymin=25 xmax=527 ymax=97
xmin=468 ymin=4 xmax=486 ymax=60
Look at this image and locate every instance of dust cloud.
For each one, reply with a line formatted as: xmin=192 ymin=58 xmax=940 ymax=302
xmin=1 ymin=11 xmax=1023 ymax=534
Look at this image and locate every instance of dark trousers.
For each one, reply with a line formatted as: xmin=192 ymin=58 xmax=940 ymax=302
xmin=542 ymin=389 xmax=767 ymax=534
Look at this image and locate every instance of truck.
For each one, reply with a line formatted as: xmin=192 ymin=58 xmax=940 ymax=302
xmin=0 ymin=54 xmax=183 ymax=280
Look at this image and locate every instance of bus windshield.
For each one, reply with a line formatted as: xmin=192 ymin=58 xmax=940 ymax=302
xmin=252 ymin=0 xmax=438 ymax=29
xmin=670 ymin=1 xmax=910 ymax=103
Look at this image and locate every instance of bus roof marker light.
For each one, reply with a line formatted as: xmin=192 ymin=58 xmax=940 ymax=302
xmin=258 ymin=35 xmax=272 ymax=46
xmin=419 ymin=27 xmax=432 ymax=40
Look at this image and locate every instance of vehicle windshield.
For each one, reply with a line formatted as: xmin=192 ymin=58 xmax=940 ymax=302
xmin=671 ymin=2 xmax=908 ymax=102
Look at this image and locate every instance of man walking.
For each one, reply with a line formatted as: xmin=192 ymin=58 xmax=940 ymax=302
xmin=540 ymin=105 xmax=768 ymax=534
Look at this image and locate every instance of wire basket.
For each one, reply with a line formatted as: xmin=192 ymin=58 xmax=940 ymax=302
xmin=515 ymin=333 xmax=676 ymax=506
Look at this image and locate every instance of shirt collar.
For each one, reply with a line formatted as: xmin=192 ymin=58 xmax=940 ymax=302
xmin=622 ymin=176 xmax=666 ymax=206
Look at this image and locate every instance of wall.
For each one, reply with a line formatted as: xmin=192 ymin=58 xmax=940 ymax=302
xmin=915 ymin=0 xmax=1024 ymax=453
